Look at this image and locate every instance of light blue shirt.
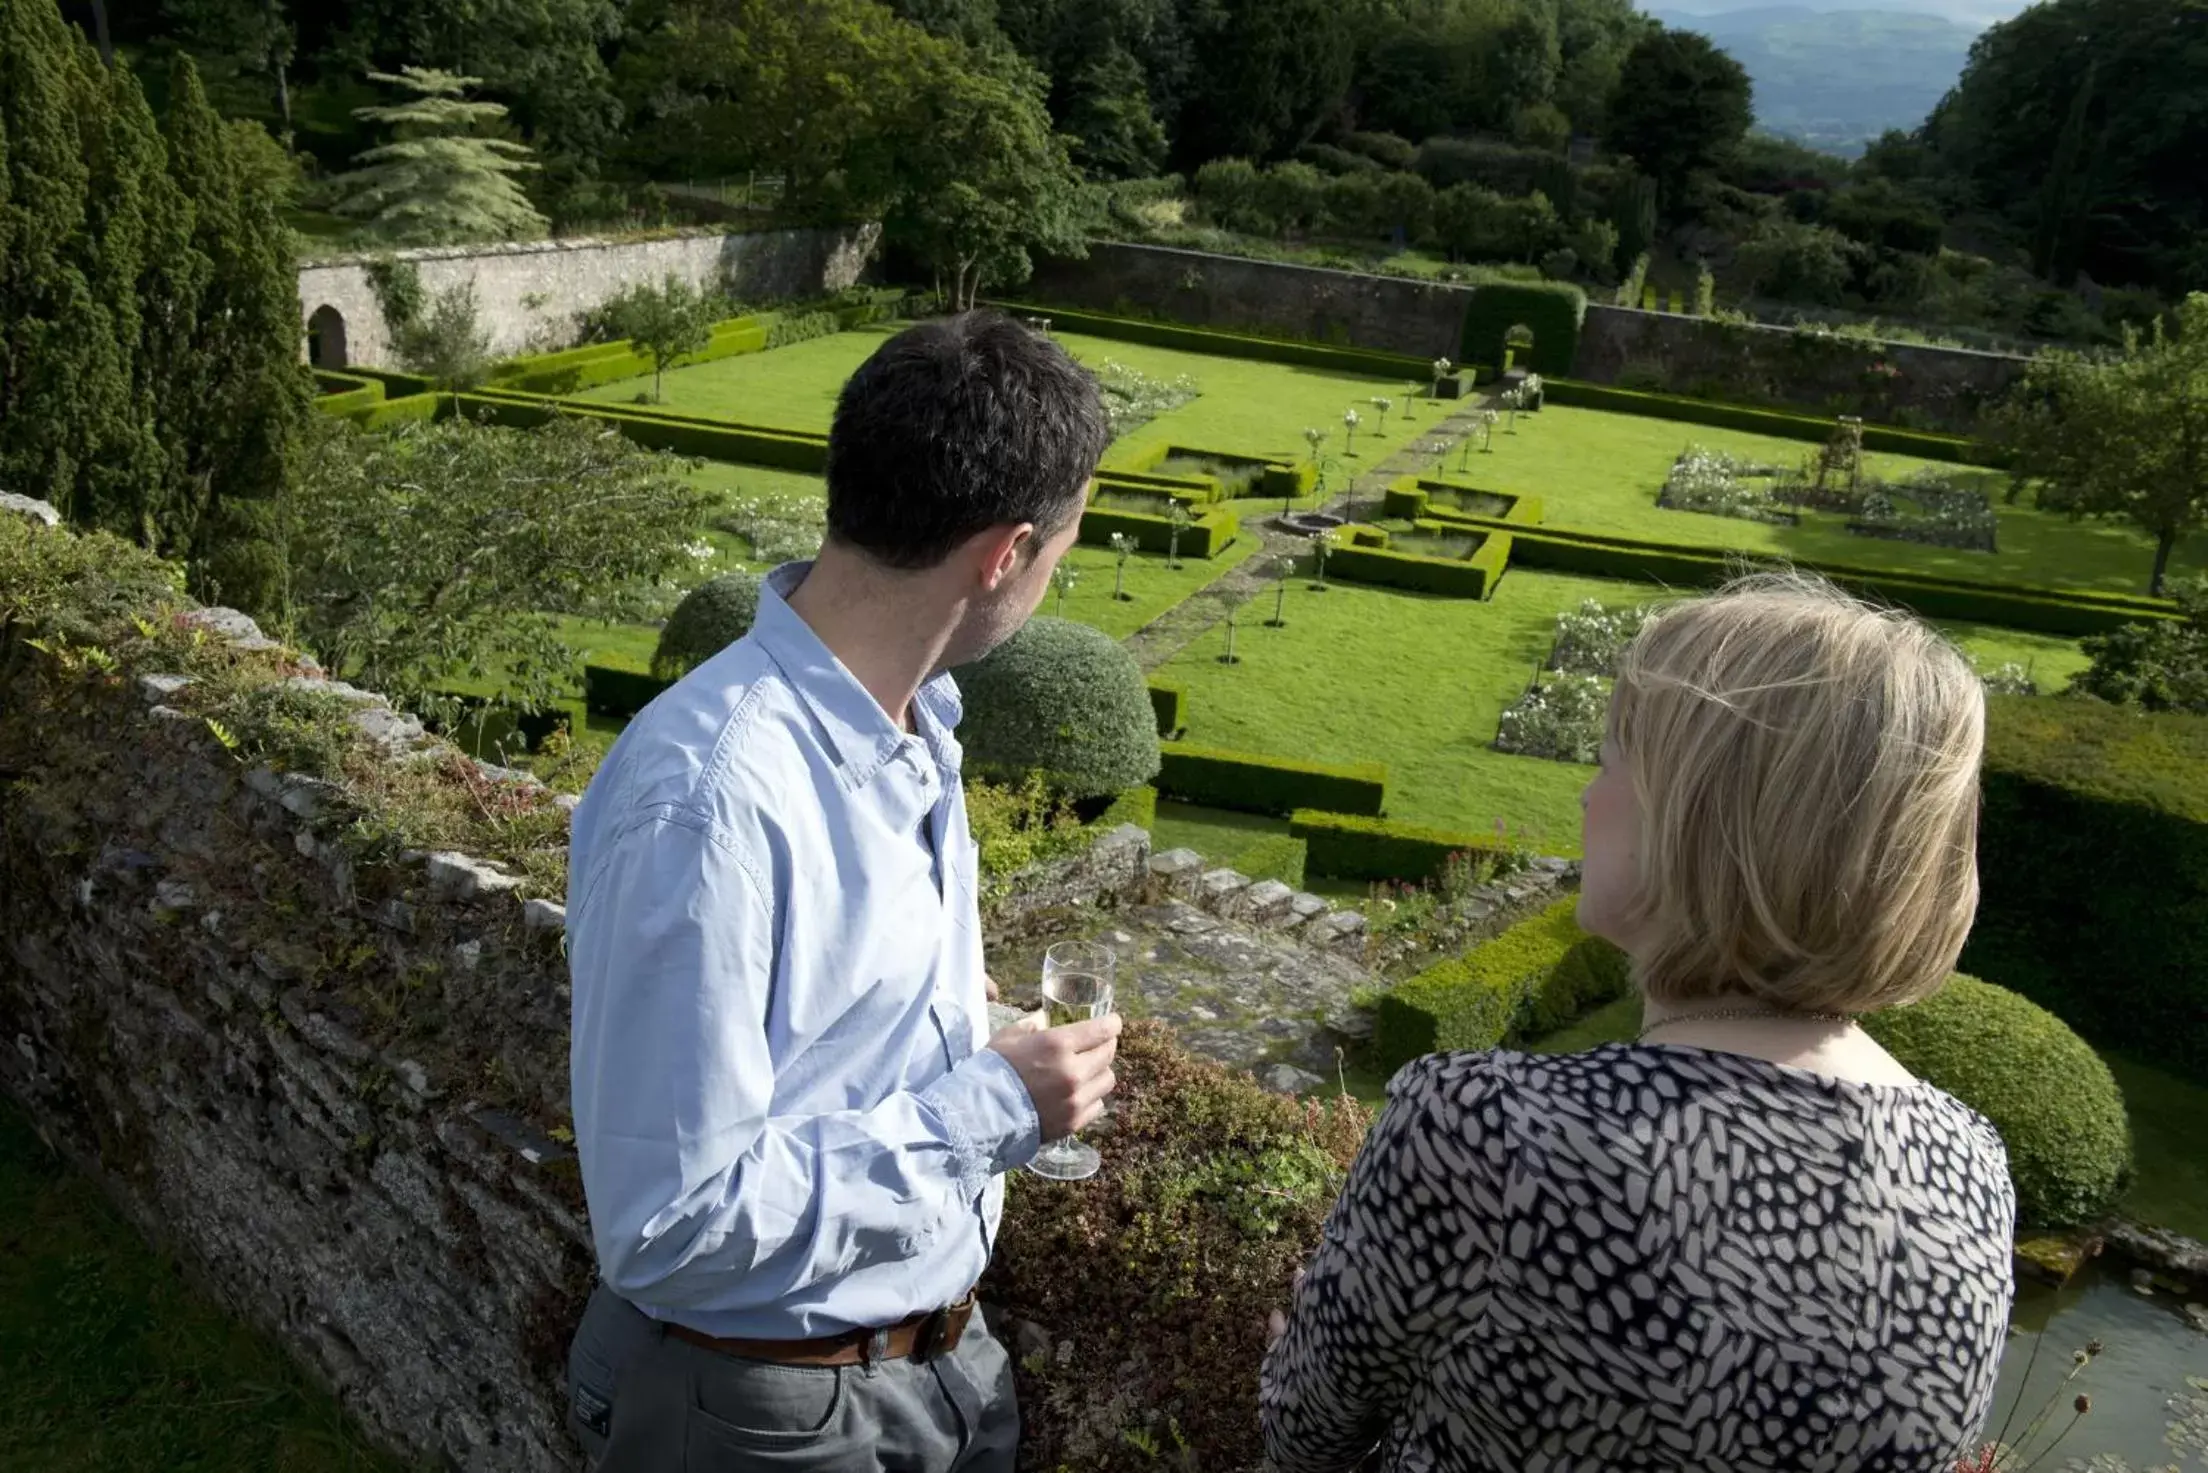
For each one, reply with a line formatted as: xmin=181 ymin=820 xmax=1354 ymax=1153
xmin=566 ymin=562 xmax=1041 ymax=1339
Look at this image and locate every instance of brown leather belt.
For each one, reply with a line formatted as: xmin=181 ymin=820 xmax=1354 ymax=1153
xmin=665 ymin=1293 xmax=977 ymax=1367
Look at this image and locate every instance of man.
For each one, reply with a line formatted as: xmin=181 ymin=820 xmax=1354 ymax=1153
xmin=563 ymin=311 xmax=1122 ymax=1471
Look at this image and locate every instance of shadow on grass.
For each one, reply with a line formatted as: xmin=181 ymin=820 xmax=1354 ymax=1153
xmin=0 ymin=1103 xmax=419 ymax=1472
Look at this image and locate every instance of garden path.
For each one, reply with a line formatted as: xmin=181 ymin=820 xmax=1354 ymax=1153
xmin=1123 ymin=386 xmax=1510 ymax=673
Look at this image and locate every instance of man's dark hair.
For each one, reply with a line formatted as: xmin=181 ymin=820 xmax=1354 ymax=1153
xmin=825 ymin=311 xmax=1110 ymax=569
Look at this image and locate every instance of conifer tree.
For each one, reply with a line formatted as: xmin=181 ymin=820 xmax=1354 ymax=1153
xmin=161 ymin=53 xmax=309 ymax=614
xmin=0 ymin=0 xmax=95 ymax=513
xmin=327 ymin=67 xmax=549 ymax=246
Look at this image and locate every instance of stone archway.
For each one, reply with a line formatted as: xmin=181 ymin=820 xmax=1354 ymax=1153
xmin=307 ymin=304 xmax=349 ymax=369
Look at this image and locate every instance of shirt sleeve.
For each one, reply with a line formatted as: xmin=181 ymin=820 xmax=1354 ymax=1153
xmin=568 ymin=809 xmax=1040 ymax=1316
xmin=1260 ymin=1055 xmax=1492 ymax=1473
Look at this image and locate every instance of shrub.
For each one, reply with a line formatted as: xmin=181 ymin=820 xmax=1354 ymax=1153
xmin=1190 ymin=157 xmax=1267 ymax=233
xmin=652 ymin=571 xmax=762 ymax=681
xmin=1547 ymin=598 xmax=1653 ymax=677
xmin=1325 ymin=534 xmax=1509 ymax=599
xmin=1290 ymin=809 xmax=1516 ymax=884
xmin=1077 ymin=503 xmax=1237 ymax=559
xmin=954 ymin=618 xmax=1160 ymax=801
xmin=1494 ymin=673 xmax=1609 ymax=763
xmin=1374 ymin=896 xmax=1632 ymax=1068
xmin=583 ymin=663 xmax=669 ymax=718
xmin=1155 ymin=744 xmax=1385 ymax=816
xmin=1296 ymin=142 xmax=1382 ymax=177
xmin=1962 ymin=694 xmax=2208 ymax=1073
xmin=965 ymin=773 xmax=1084 ymax=894
xmin=2072 ymin=577 xmax=2208 ymax=713
xmin=986 ymin=1021 xmax=1369 ymax=1472
xmin=1861 ymin=975 xmax=2132 ymax=1226
xmin=1342 ymin=130 xmax=1418 ymax=171
xmin=1096 ymin=783 xmax=1159 ymax=832
xmin=765 ymin=310 xmax=840 ymax=349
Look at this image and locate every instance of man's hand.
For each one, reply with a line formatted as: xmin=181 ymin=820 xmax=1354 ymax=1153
xmin=988 ymin=1011 xmax=1121 ymax=1142
xmin=984 ymin=973 xmax=1000 ymax=1003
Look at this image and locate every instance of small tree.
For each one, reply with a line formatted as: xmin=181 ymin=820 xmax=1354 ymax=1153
xmin=954 ymin=617 xmax=1160 ymax=799
xmin=654 ymin=571 xmax=764 ymax=681
xmin=596 ymin=274 xmax=718 ymax=402
xmin=328 ymin=67 xmax=549 ymax=246
xmin=1999 ymin=292 xmax=2208 ymax=595
xmin=1303 ymin=425 xmax=1326 ymax=465
xmin=284 ymin=415 xmax=713 ymax=721
xmin=398 ymin=282 xmax=493 ymax=389
xmin=1309 ymin=528 xmax=1337 ymax=589
xmin=1052 ymin=562 xmax=1079 ymax=616
xmin=1166 ymin=501 xmax=1192 ymax=570
xmin=1432 ymin=357 xmax=1453 ymax=398
xmin=1370 ymin=395 xmax=1393 ymax=431
xmin=1109 ymin=531 xmax=1138 ymax=600
xmin=1343 ymin=408 xmax=1361 ymax=456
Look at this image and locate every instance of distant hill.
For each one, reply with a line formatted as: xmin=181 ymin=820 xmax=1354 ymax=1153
xmin=1651 ymin=6 xmax=1983 ymax=156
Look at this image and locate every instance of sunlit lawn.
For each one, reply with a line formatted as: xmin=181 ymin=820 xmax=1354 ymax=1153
xmin=0 ymin=1104 xmax=411 ymax=1472
xmin=1460 ymin=405 xmax=2204 ymax=597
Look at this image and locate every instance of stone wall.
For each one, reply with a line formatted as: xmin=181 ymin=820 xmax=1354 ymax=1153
xmin=1023 ymin=241 xmax=2029 ymax=432
xmin=0 ymin=509 xmax=1152 ymax=1471
xmin=295 ymin=225 xmax=881 ymax=369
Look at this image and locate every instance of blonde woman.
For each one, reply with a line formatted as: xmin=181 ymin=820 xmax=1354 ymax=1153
xmin=1261 ymin=575 xmax=2015 ymax=1472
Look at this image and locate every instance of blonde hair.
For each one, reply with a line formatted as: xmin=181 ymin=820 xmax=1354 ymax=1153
xmin=1607 ymin=572 xmax=1984 ymax=1012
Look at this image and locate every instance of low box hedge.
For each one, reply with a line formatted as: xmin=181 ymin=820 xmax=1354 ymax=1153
xmin=453 ymin=392 xmax=832 ymax=472
xmin=1261 ymin=459 xmax=1321 ymax=502
xmin=1541 ymin=378 xmax=1988 ymax=465
xmin=583 ymin=663 xmax=671 ymax=719
xmin=354 ymin=392 xmax=445 ymax=430
xmin=313 ymin=371 xmax=385 ymax=419
xmin=1289 ymin=809 xmax=1514 ymax=883
xmin=1327 ymin=528 xmax=1510 ymax=600
xmin=1457 ymin=519 xmax=2172 ymax=637
xmin=988 ymin=301 xmax=1437 ymax=382
xmin=489 ymin=315 xmax=773 ymax=395
xmin=1147 ymin=682 xmax=1188 ymax=737
xmin=1382 ymin=477 xmax=1545 ymax=528
xmin=1096 ymin=467 xmax=1218 ymax=502
xmin=1156 ymin=745 xmax=1386 ymax=817
xmin=1373 ymin=895 xmax=1631 ymax=1068
xmin=1096 ymin=783 xmax=1159 ymax=832
xmin=1962 ymin=694 xmax=2208 ymax=1074
xmin=1078 ymin=504 xmax=1237 ymax=559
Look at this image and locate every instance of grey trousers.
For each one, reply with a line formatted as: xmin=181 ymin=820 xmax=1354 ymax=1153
xmin=567 ymin=1284 xmax=1020 ymax=1473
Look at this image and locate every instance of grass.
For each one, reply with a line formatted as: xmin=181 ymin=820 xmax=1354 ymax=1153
xmin=0 ymin=1104 xmax=411 ymax=1472
xmin=1153 ymin=569 xmax=1629 ymax=847
xmin=576 ymin=322 xmax=900 ymax=428
xmin=1461 ymin=405 xmax=2205 ymax=597
xmin=1047 ymin=539 xmax=1261 ymax=639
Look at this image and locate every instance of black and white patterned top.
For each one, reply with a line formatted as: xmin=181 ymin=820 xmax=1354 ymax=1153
xmin=1261 ymin=1045 xmax=2016 ymax=1473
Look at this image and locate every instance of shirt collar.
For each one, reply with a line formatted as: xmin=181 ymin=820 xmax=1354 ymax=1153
xmin=752 ymin=562 xmax=963 ymax=783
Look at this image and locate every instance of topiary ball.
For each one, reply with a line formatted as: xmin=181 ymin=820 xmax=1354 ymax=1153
xmin=653 ymin=571 xmax=762 ymax=681
xmin=954 ymin=616 xmax=1161 ymax=801
xmin=1863 ymin=974 xmax=2132 ymax=1227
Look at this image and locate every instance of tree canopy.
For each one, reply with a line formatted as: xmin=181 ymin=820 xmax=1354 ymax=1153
xmin=1605 ymin=27 xmax=1753 ymax=208
xmin=327 ymin=66 xmax=549 ymax=244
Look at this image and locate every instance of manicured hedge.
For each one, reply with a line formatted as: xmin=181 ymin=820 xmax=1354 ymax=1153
xmin=1461 ymin=282 xmax=1587 ymax=377
xmin=1326 ymin=528 xmax=1510 ymax=600
xmin=1261 ymin=459 xmax=1320 ymax=502
xmin=354 ymin=392 xmax=444 ymax=430
xmin=1078 ymin=504 xmax=1238 ymax=559
xmin=1236 ymin=833 xmax=1308 ymax=889
xmin=453 ymin=392 xmax=831 ymax=471
xmin=1863 ymin=974 xmax=2134 ymax=1226
xmin=312 ymin=371 xmax=383 ymax=419
xmin=1096 ymin=783 xmax=1159 ymax=832
xmin=988 ymin=301 xmax=1436 ymax=382
xmin=488 ymin=315 xmax=772 ymax=395
xmin=956 ymin=617 xmax=1161 ymax=800
xmin=1289 ymin=809 xmax=1514 ymax=883
xmin=1381 ymin=477 xmax=1545 ymax=527
xmin=348 ymin=366 xmax=438 ymax=398
xmin=1472 ymin=520 xmax=2172 ymax=636
xmin=584 ymin=663 xmax=671 ymax=719
xmin=1961 ymin=695 xmax=2208 ymax=1074
xmin=1147 ymin=682 xmax=1188 ymax=737
xmin=1156 ymin=745 xmax=1386 ymax=817
xmin=1541 ymin=378 xmax=1987 ymax=464
xmin=1373 ymin=896 xmax=1631 ymax=1068
xmin=1096 ymin=466 xmax=1218 ymax=501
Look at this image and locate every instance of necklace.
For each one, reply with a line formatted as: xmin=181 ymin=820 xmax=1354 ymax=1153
xmin=1638 ymin=1006 xmax=1853 ymax=1043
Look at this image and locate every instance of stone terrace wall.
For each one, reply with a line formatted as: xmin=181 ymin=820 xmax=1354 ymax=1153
xmin=295 ymin=224 xmax=881 ymax=368
xmin=1024 ymin=241 xmax=2029 ymax=432
xmin=1027 ymin=241 xmax=1472 ymax=360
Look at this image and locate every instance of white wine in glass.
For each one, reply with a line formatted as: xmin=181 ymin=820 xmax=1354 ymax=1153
xmin=1026 ymin=940 xmax=1115 ymax=1182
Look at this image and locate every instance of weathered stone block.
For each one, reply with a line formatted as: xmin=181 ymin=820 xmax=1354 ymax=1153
xmin=1238 ymin=879 xmax=1295 ymax=924
xmin=425 ymin=852 xmax=523 ymax=903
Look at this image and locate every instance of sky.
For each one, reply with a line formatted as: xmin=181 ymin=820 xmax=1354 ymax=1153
xmin=1654 ymin=0 xmax=2032 ymax=27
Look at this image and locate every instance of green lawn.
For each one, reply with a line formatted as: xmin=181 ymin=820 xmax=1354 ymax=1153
xmin=0 ymin=1105 xmax=409 ymax=1472
xmin=577 ymin=322 xmax=904 ymax=427
xmin=1048 ymin=539 xmax=1261 ymax=639
xmin=1153 ymin=569 xmax=1626 ymax=848
xmin=1466 ymin=405 xmax=2204 ymax=598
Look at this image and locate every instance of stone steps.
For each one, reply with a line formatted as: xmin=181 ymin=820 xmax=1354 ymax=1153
xmin=1145 ymin=847 xmax=1367 ymax=952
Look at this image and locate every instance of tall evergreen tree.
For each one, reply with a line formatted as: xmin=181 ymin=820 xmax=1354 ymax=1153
xmin=0 ymin=0 xmax=96 ymax=513
xmin=161 ymin=53 xmax=310 ymax=615
xmin=327 ymin=66 xmax=549 ymax=245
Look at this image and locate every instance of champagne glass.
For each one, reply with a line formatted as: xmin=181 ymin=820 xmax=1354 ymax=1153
xmin=1025 ymin=940 xmax=1115 ymax=1182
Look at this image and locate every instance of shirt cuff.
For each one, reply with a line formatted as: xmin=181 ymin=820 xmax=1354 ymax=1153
xmin=922 ymin=1048 xmax=1043 ymax=1193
